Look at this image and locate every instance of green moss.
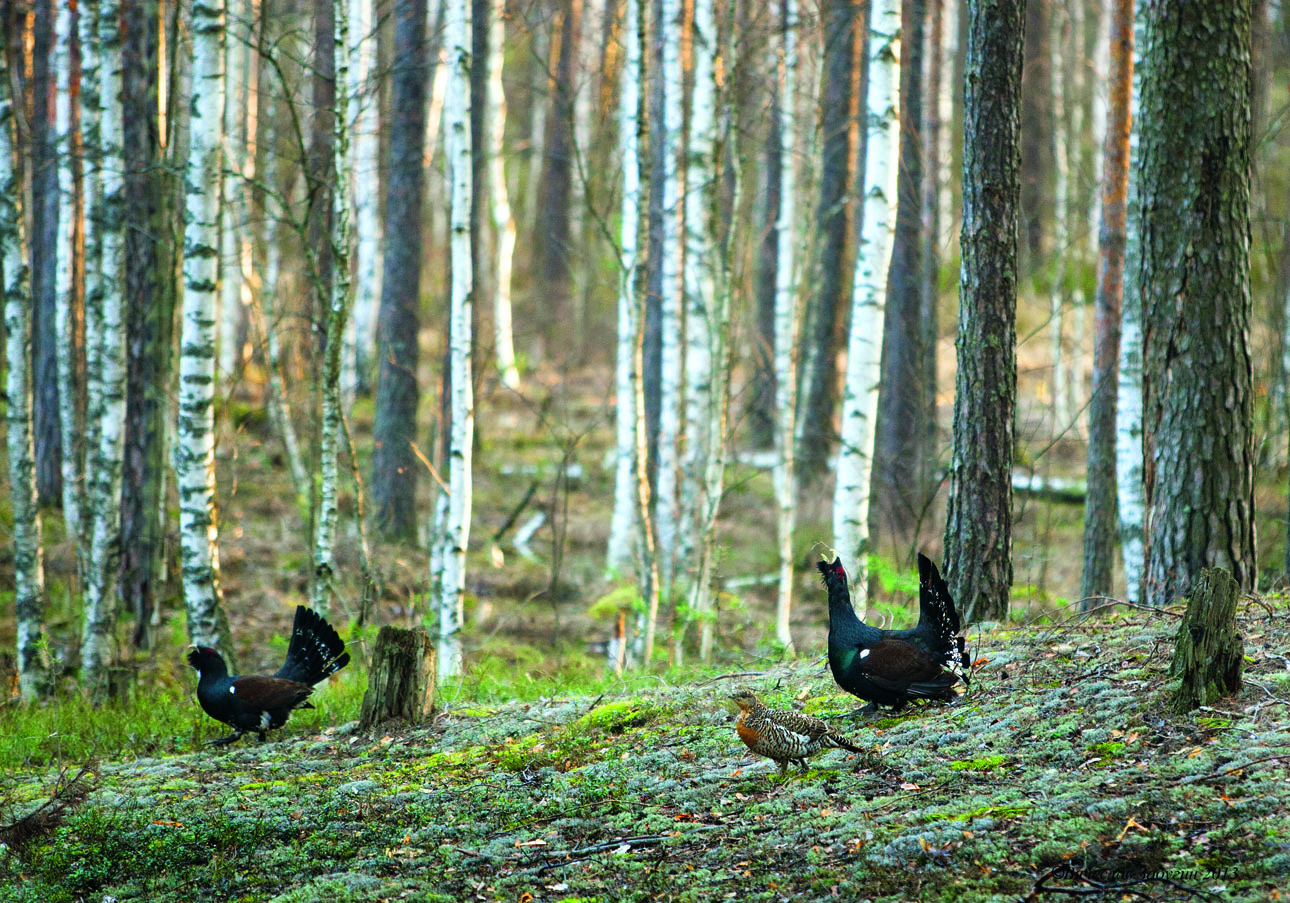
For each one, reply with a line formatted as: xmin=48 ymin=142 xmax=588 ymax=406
xmin=949 ymin=755 xmax=1009 ymax=771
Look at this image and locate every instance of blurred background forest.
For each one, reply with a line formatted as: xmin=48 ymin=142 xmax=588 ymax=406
xmin=1 ymin=0 xmax=1288 ymax=731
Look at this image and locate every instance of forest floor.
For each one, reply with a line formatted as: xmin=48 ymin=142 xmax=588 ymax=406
xmin=4 ymin=596 xmax=1290 ymax=902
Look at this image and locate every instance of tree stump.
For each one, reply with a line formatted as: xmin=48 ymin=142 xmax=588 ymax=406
xmin=1168 ymin=567 xmax=1244 ymax=714
xmin=359 ymin=626 xmax=436 ymax=730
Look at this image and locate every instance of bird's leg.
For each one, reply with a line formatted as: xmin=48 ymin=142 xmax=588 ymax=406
xmin=256 ymin=730 xmax=268 ymax=743
xmin=776 ymin=760 xmax=789 ymax=779
xmin=842 ymin=701 xmax=879 ymax=720
xmin=206 ymin=731 xmax=244 ymax=747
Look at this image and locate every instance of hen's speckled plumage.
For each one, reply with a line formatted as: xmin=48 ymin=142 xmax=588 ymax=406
xmin=729 ymin=689 xmax=861 ymax=776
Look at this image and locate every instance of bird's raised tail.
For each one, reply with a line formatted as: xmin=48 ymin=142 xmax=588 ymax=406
xmin=274 ymin=606 xmax=350 ymax=686
xmin=823 ymin=729 xmax=862 ymax=754
xmin=916 ymin=554 xmax=970 ymax=683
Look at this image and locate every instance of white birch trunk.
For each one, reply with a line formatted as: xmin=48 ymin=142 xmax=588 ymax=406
xmin=81 ymin=0 xmax=128 ymax=695
xmin=606 ymin=0 xmax=643 ymax=578
xmin=1049 ymin=1 xmax=1072 ymax=435
xmin=312 ymin=0 xmax=356 ymax=616
xmin=178 ymin=0 xmax=230 ymax=651
xmin=773 ymin=0 xmax=801 ymax=653
xmin=347 ymin=0 xmax=382 ymax=397
xmin=487 ymin=0 xmax=521 ymax=390
xmin=833 ymin=0 xmax=901 ymax=592
xmin=54 ymin=2 xmax=83 ymax=552
xmin=2 ymin=87 xmax=51 ymax=700
xmin=651 ymin=0 xmax=685 ymax=638
xmin=681 ymin=0 xmax=729 ymax=663
xmin=436 ymin=0 xmax=474 ymax=680
xmin=218 ymin=0 xmax=245 ymax=384
xmin=1115 ymin=7 xmax=1146 ymax=605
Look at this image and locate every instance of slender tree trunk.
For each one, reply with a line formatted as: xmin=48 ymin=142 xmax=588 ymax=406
xmin=218 ymin=0 xmax=247 ymax=385
xmin=651 ymin=0 xmax=685 ymax=623
xmin=1019 ymin=0 xmax=1053 ymax=273
xmin=178 ymin=0 xmax=234 ymax=655
xmin=1080 ymin=0 xmax=1132 ymax=604
xmin=1115 ymin=4 xmax=1147 ymax=604
xmin=31 ymin=0 xmax=64 ymax=506
xmin=796 ymin=0 xmax=858 ymax=487
xmin=435 ymin=0 xmax=474 ymax=680
xmin=347 ymin=0 xmax=382 ymax=397
xmin=1047 ymin=0 xmax=1071 ymax=432
xmin=873 ymin=0 xmax=930 ymax=546
xmin=1139 ymin=0 xmax=1254 ymax=606
xmin=835 ymin=0 xmax=900 ymax=584
xmin=371 ymin=0 xmax=428 ymax=542
xmin=607 ymin=0 xmax=644 ymax=578
xmin=55 ymin=1 xmax=83 ymax=552
xmin=922 ymin=0 xmax=949 ymax=488
xmin=773 ymin=0 xmax=802 ymax=653
xmin=120 ymin=0 xmax=175 ymax=649
xmin=311 ymin=0 xmax=354 ymax=616
xmin=749 ymin=77 xmax=781 ymax=453
xmin=81 ymin=0 xmax=130 ymax=696
xmin=943 ymin=0 xmax=1024 ymax=623
xmin=2 ymin=75 xmax=52 ymax=700
xmin=487 ymin=0 xmax=521 ymax=390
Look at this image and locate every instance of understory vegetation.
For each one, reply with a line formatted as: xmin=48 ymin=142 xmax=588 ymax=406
xmin=4 ymin=598 xmax=1290 ymax=901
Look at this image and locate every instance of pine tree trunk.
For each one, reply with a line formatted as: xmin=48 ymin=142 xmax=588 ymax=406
xmin=360 ymin=626 xmax=437 ymax=728
xmin=371 ymin=0 xmax=427 ymax=542
xmin=796 ymin=0 xmax=858 ymax=487
xmin=835 ymin=0 xmax=901 ymax=582
xmin=436 ymin=0 xmax=474 ymax=680
xmin=1047 ymin=1 xmax=1071 ymax=433
xmin=872 ymin=0 xmax=929 ymax=545
xmin=1168 ymin=567 xmax=1244 ymax=714
xmin=120 ymin=0 xmax=176 ymax=649
xmin=607 ymin=0 xmax=644 ymax=578
xmin=921 ymin=0 xmax=948 ymax=501
xmin=1080 ymin=0 xmax=1132 ymax=605
xmin=1139 ymin=0 xmax=1255 ymax=606
xmin=944 ymin=0 xmax=1024 ymax=624
xmin=1019 ymin=0 xmax=1054 ymax=273
xmin=31 ymin=0 xmax=65 ymax=507
xmin=773 ymin=0 xmax=802 ymax=653
xmin=178 ymin=0 xmax=234 ymax=657
xmin=2 ymin=81 xmax=52 ymax=701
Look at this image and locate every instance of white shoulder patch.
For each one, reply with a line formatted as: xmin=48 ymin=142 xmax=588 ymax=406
xmin=858 ymin=648 xmax=871 ymax=659
xmin=229 ymin=685 xmax=237 ymax=694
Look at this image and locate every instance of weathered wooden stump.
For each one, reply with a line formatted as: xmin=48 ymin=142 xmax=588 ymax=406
xmin=1169 ymin=567 xmax=1244 ymax=714
xmin=359 ymin=626 xmax=436 ymax=730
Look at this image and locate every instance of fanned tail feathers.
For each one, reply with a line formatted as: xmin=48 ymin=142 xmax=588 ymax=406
xmin=917 ymin=554 xmax=970 ymax=683
xmin=275 ymin=606 xmax=351 ymax=686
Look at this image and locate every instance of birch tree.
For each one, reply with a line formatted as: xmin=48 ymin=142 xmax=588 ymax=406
xmin=1115 ymin=5 xmax=1147 ymax=605
xmin=487 ymin=0 xmax=520 ymax=390
xmin=347 ymin=0 xmax=382 ymax=396
xmin=54 ymin=1 xmax=83 ymax=551
xmin=311 ymin=0 xmax=356 ymax=615
xmin=606 ymin=0 xmax=643 ymax=578
xmin=773 ymin=0 xmax=802 ymax=652
xmin=218 ymin=0 xmax=248 ymax=384
xmin=2 ymin=79 xmax=52 ymax=700
xmin=834 ymin=0 xmax=901 ymax=583
xmin=649 ymin=0 xmax=686 ymax=662
xmin=178 ymin=0 xmax=234 ymax=653
xmin=680 ymin=0 xmax=731 ymax=662
xmin=434 ymin=0 xmax=475 ymax=679
xmin=81 ymin=0 xmax=130 ymax=695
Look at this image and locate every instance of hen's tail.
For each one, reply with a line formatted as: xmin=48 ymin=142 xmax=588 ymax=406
xmin=275 ymin=606 xmax=350 ymax=685
xmin=824 ymin=730 xmax=863 ymax=754
xmin=916 ymin=554 xmax=970 ymax=683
